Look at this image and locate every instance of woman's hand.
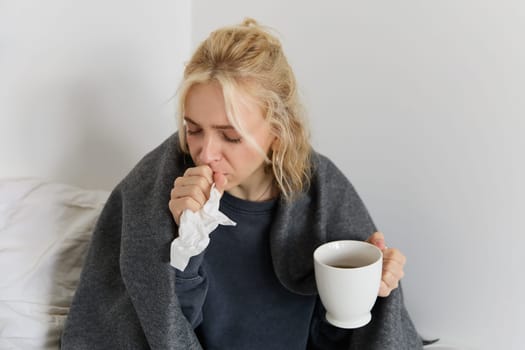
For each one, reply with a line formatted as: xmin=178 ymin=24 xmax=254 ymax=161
xmin=367 ymin=231 xmax=406 ymax=297
xmin=168 ymin=165 xmax=227 ymax=226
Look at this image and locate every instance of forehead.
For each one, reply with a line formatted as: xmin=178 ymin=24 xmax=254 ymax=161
xmin=185 ymin=82 xmax=264 ymax=128
xmin=185 ymin=82 xmax=225 ymax=117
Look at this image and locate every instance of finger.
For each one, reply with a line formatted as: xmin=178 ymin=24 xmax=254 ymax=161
xmin=173 ymin=176 xmax=213 ymax=199
xmin=378 ymin=271 xmax=400 ymax=298
xmin=383 ymin=258 xmax=406 ymax=281
xmin=378 ymin=247 xmax=407 ymax=298
xmin=378 ymin=281 xmax=391 ymax=297
xmin=367 ymin=231 xmax=386 ymax=251
xmin=168 ymin=199 xmax=183 ymax=226
xmin=169 ymin=175 xmax=210 ymax=226
xmin=169 ymin=196 xmax=203 ymax=226
xmin=381 ymin=270 xmax=400 ymax=290
xmin=383 ymin=248 xmax=407 ymax=266
xmin=183 ymin=165 xmax=213 ymax=184
xmin=171 ymin=185 xmax=208 ymax=208
xmin=213 ymin=172 xmax=228 ymax=193
xmin=382 ymin=249 xmax=406 ymax=282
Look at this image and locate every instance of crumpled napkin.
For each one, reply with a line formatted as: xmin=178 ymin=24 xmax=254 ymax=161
xmin=170 ymin=184 xmax=236 ymax=271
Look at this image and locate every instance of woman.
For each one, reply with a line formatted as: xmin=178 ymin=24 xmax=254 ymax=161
xmin=62 ymin=19 xmax=422 ymax=349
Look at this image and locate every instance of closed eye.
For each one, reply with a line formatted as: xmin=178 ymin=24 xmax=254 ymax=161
xmin=222 ymin=132 xmax=241 ymax=143
xmin=186 ymin=128 xmax=202 ymax=135
xmin=184 ymin=116 xmax=241 ymax=143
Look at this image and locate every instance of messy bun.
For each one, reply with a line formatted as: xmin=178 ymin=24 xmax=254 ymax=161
xmin=241 ymin=17 xmax=258 ymax=27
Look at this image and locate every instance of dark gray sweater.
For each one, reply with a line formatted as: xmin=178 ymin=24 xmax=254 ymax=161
xmin=61 ymin=133 xmax=423 ymax=349
xmin=189 ymin=193 xmax=315 ymax=349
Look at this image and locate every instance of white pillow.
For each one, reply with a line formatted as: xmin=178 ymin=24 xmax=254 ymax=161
xmin=0 ymin=178 xmax=109 ymax=350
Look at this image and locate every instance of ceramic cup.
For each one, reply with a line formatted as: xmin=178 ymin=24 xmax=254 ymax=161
xmin=313 ymin=240 xmax=383 ymax=329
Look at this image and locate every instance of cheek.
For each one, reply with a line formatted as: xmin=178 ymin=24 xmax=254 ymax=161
xmin=234 ymin=148 xmax=267 ymax=172
xmin=185 ymin=133 xmax=194 ymax=147
xmin=185 ymin=137 xmax=199 ymax=161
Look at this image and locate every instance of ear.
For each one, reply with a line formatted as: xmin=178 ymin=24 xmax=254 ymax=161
xmin=267 ymin=138 xmax=280 ymax=164
xmin=271 ymin=138 xmax=280 ymax=152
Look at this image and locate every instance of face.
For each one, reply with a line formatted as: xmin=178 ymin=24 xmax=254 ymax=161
xmin=184 ymin=82 xmax=276 ymax=199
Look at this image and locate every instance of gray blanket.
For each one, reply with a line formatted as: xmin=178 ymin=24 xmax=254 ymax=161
xmin=61 ymin=133 xmax=422 ymax=349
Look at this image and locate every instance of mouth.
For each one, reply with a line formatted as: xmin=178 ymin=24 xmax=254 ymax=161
xmin=194 ymin=162 xmax=227 ymax=176
xmin=210 ymin=168 xmax=228 ymax=176
xmin=210 ymin=169 xmax=230 ymax=179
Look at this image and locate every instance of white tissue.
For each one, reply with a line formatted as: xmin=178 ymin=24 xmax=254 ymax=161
xmin=170 ymin=184 xmax=236 ymax=271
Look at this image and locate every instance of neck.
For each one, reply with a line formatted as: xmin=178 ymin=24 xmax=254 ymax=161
xmin=228 ymin=175 xmax=277 ymax=202
xmin=254 ymin=179 xmax=275 ymax=202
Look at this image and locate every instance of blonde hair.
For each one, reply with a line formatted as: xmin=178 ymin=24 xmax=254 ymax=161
xmin=177 ymin=18 xmax=312 ymax=201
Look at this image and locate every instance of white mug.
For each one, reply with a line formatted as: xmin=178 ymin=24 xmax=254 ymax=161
xmin=313 ymin=240 xmax=383 ymax=329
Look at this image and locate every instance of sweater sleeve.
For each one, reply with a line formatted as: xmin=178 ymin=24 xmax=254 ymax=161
xmin=174 ymin=252 xmax=209 ymax=328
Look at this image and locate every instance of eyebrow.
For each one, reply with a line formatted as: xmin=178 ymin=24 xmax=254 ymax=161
xmin=184 ymin=117 xmax=234 ymax=130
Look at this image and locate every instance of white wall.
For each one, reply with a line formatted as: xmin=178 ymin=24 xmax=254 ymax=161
xmin=0 ymin=0 xmax=191 ymax=190
xmin=191 ymin=1 xmax=524 ymax=349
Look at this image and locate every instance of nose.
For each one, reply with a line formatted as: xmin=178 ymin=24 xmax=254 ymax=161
xmin=197 ymin=134 xmax=221 ymax=164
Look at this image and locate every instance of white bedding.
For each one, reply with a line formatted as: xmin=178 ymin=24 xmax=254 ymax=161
xmin=0 ymin=178 xmax=109 ymax=350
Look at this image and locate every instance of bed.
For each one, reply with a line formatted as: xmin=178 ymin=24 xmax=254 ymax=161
xmin=0 ymin=178 xmax=109 ymax=349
